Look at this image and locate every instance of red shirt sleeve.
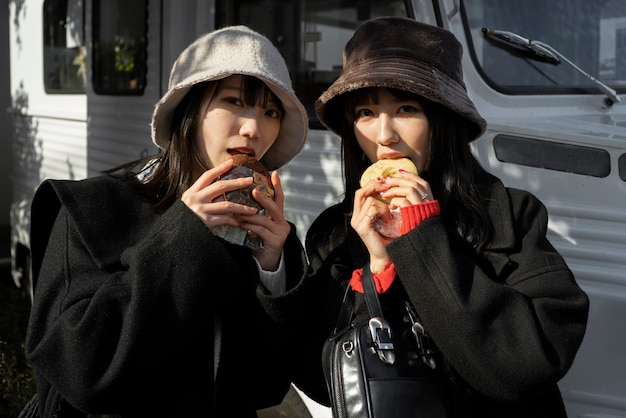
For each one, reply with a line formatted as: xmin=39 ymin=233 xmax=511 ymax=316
xmin=400 ymin=200 xmax=440 ymax=234
xmin=349 ymin=262 xmax=396 ymax=294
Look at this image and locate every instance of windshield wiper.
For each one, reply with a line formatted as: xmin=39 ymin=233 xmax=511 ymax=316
xmin=482 ymin=28 xmax=620 ymax=107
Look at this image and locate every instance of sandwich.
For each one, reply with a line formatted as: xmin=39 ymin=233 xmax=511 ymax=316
xmin=211 ymin=154 xmax=274 ymax=250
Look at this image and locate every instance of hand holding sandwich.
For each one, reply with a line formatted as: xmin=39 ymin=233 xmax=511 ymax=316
xmin=181 ymin=157 xmax=290 ymax=271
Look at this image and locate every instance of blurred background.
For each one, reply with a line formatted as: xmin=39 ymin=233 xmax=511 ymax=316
xmin=1 ymin=2 xmax=36 ymax=417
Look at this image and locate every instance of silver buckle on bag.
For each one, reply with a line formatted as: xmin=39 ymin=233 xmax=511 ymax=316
xmin=369 ymin=317 xmax=395 ymax=365
xmin=411 ymin=321 xmax=437 ymax=369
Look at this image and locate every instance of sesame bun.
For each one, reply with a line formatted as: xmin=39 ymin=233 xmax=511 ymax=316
xmin=360 ymin=158 xmax=417 ymax=204
xmin=360 ymin=157 xmax=417 ymax=196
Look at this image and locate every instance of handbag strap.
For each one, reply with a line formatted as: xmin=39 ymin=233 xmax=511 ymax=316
xmin=332 ymin=282 xmax=356 ymax=334
xmin=360 ymin=264 xmax=396 ymax=364
xmin=331 ymin=263 xmax=385 ymax=333
xmin=361 ymin=264 xmax=385 ymax=319
xmin=333 ymin=261 xmax=436 ymax=367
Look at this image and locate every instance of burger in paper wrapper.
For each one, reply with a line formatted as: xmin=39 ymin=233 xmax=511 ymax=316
xmin=211 ymin=154 xmax=274 ymax=250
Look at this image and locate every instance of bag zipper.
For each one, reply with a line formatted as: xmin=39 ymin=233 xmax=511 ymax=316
xmin=331 ymin=335 xmax=349 ymax=417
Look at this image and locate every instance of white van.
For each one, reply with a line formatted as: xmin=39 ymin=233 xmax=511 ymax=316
xmin=9 ymin=0 xmax=626 ymax=416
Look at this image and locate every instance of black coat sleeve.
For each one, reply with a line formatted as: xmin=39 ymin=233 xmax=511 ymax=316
xmin=386 ymin=188 xmax=589 ymax=403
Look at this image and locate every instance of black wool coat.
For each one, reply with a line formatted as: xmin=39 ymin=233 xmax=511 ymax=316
xmin=288 ymin=178 xmax=589 ymax=417
xmin=25 ymin=175 xmax=307 ymax=417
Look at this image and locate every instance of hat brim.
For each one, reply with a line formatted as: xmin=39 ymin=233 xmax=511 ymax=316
xmin=316 ymin=56 xmax=486 ymax=141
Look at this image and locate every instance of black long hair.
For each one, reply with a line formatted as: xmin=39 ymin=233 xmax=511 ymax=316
xmin=106 ymin=76 xmax=283 ymax=212
xmin=339 ymin=88 xmax=494 ymax=251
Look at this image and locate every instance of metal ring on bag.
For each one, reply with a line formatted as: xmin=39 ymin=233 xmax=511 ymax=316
xmin=342 ymin=340 xmax=354 ymax=356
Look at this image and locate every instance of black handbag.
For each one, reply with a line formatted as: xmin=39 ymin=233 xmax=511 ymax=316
xmin=322 ymin=265 xmax=448 ymax=417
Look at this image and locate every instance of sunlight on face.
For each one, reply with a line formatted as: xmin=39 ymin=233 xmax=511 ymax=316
xmin=195 ymin=75 xmax=282 ymax=174
xmin=353 ymin=88 xmax=430 ymax=172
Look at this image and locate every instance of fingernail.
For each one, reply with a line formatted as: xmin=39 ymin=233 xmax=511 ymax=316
xmin=398 ymin=169 xmax=406 ymax=173
xmin=376 ymin=176 xmax=382 ymax=182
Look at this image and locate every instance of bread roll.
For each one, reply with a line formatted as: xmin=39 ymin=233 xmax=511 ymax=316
xmin=360 ymin=158 xmax=417 ymax=203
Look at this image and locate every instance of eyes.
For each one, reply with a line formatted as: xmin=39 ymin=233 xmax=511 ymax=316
xmin=354 ymin=103 xmax=422 ymax=120
xmin=220 ymin=95 xmax=282 ymax=119
xmin=265 ymin=108 xmax=282 ymax=119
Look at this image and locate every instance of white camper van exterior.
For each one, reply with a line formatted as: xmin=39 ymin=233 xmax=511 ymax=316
xmin=8 ymin=0 xmax=626 ymax=416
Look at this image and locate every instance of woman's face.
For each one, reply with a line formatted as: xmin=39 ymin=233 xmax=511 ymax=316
xmin=195 ymin=75 xmax=282 ymax=173
xmin=353 ymin=88 xmax=430 ymax=173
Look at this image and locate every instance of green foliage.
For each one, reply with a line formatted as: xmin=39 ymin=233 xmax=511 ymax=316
xmin=0 ymin=278 xmax=36 ymax=418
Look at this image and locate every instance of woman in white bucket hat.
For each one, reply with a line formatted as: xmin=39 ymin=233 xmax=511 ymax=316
xmin=25 ymin=26 xmax=309 ymax=417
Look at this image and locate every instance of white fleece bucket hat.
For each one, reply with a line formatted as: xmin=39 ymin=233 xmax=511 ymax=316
xmin=151 ymin=25 xmax=308 ymax=170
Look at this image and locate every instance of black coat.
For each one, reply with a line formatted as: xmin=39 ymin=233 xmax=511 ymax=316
xmin=25 ymin=175 xmax=307 ymax=417
xmin=291 ymin=178 xmax=589 ymax=417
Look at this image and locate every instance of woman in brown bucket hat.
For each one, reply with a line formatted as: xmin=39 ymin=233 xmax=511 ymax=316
xmin=24 ymin=26 xmax=309 ymax=416
xmin=286 ymin=17 xmax=589 ymax=417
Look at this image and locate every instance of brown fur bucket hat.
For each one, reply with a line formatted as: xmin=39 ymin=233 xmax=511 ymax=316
xmin=316 ymin=17 xmax=486 ymax=141
xmin=151 ymin=26 xmax=308 ymax=170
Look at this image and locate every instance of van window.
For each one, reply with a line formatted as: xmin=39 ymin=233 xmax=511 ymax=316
xmin=92 ymin=0 xmax=147 ymax=95
xmin=217 ymin=0 xmax=408 ymax=128
xmin=462 ymin=0 xmax=626 ymax=96
xmin=43 ymin=0 xmax=85 ymax=93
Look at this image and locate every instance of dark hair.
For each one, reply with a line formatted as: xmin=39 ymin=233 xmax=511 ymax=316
xmin=107 ymin=75 xmax=284 ymax=212
xmin=340 ymin=88 xmax=494 ymax=250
